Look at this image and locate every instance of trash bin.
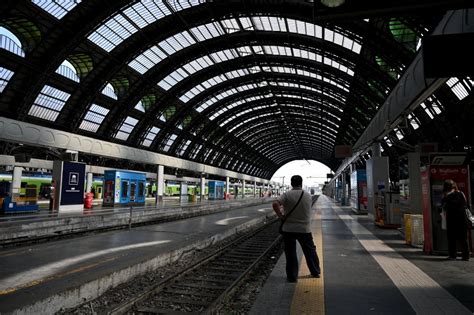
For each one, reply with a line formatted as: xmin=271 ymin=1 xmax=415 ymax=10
xmin=84 ymin=192 xmax=93 ymax=209
xmin=188 ymin=194 xmax=196 ymax=202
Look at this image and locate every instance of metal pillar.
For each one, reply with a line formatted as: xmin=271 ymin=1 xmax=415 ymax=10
xmin=200 ymin=176 xmax=206 ymax=200
xmin=156 ymin=165 xmax=164 ymax=204
xmin=86 ymin=172 xmax=93 ymax=193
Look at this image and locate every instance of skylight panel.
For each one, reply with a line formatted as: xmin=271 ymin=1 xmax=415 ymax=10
xmin=28 ymin=85 xmax=70 ymax=122
xmin=135 ymin=100 xmax=145 ymax=112
xmin=220 ymin=18 xmax=240 ymax=33
xmin=179 ymin=140 xmax=192 ymax=156
xmin=395 ymin=128 xmax=405 ymax=140
xmin=287 ymin=19 xmax=297 ymax=32
xmin=296 ymin=20 xmax=306 ymax=34
xmin=88 ymin=14 xmax=138 ymax=52
xmin=115 ymin=116 xmax=138 ymax=141
xmin=0 ymin=28 xmax=25 ymax=57
xmin=101 ymin=83 xmax=117 ymax=100
xmin=305 ymin=22 xmax=315 ymax=37
xmin=79 ymin=104 xmax=110 ymax=133
xmin=124 ymin=1 xmax=171 ymax=28
xmin=0 ymin=67 xmax=14 ymax=93
xmin=324 ymin=28 xmax=335 ymax=42
xmin=192 ymin=24 xmax=213 ymax=41
xmin=420 ymin=102 xmax=434 ymax=119
xmin=408 ymin=114 xmax=420 ymax=130
xmin=162 ymin=134 xmax=177 ymax=152
xmin=32 ymin=0 xmax=80 ymax=19
xmin=446 ymin=77 xmax=469 ymax=100
xmin=142 ymin=126 xmax=160 ymax=147
xmin=240 ymin=17 xmax=254 ymax=30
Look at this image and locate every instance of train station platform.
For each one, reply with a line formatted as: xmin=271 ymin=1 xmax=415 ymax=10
xmin=0 ymin=196 xmax=269 ymax=246
xmin=0 ymin=199 xmax=275 ymax=314
xmin=2 ymin=195 xmax=473 ymax=314
xmin=251 ymin=195 xmax=474 ymax=314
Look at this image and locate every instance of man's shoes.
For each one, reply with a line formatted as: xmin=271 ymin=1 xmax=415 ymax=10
xmin=446 ymin=257 xmax=456 ymax=260
xmin=287 ymin=278 xmax=298 ymax=283
xmin=311 ymin=273 xmax=321 ymax=278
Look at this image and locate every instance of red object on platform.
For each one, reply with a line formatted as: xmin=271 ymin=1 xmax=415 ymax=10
xmin=84 ymin=192 xmax=93 ymax=209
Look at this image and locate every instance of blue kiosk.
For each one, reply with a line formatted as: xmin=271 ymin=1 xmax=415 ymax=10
xmin=208 ymin=180 xmax=225 ymax=200
xmin=103 ymin=170 xmax=146 ymax=207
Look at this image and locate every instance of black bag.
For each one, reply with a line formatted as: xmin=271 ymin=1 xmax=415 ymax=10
xmin=279 ymin=191 xmax=305 ymax=234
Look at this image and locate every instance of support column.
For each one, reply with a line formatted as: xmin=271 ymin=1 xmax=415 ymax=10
xmin=200 ymin=176 xmax=206 ymax=201
xmin=86 ymin=172 xmax=93 ymax=193
xmin=180 ymin=182 xmax=188 ymax=202
xmin=341 ymin=171 xmax=347 ymax=206
xmin=241 ymin=180 xmax=245 ymax=199
xmin=253 ymin=181 xmax=257 ymax=197
xmin=11 ymin=166 xmax=22 ymax=201
xmin=156 ymin=165 xmax=164 ymax=204
xmin=226 ymin=177 xmax=230 ymax=197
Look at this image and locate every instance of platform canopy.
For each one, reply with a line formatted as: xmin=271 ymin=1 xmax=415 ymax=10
xmin=0 ymin=0 xmax=473 ymax=179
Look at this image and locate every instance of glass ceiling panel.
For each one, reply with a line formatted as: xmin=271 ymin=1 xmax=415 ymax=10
xmin=115 ymin=116 xmax=138 ymax=141
xmin=0 ymin=67 xmax=14 ymax=93
xmin=89 ymin=1 xmax=174 ymax=52
xmin=195 ymin=80 xmax=345 ymax=118
xmin=126 ymin=15 xmax=361 ymax=76
xmin=28 ymin=85 xmax=71 ymax=122
xmin=33 ymin=0 xmax=81 ymax=20
xmin=142 ymin=126 xmax=161 ymax=147
xmin=158 ymin=45 xmax=354 ymax=90
xmin=79 ymin=103 xmax=110 ymax=133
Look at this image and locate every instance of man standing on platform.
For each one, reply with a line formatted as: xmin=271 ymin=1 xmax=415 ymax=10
xmin=272 ymin=175 xmax=321 ymax=282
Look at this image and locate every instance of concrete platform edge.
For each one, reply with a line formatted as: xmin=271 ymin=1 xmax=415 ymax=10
xmin=0 ymin=199 xmax=268 ymax=246
xmin=11 ymin=216 xmax=268 ymax=314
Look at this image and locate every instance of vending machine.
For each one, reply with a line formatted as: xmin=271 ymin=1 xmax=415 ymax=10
xmin=421 ymin=155 xmax=471 ymax=254
xmin=350 ymin=169 xmax=368 ymax=214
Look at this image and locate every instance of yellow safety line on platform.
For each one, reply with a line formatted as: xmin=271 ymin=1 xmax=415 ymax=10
xmin=290 ymin=210 xmax=325 ymax=315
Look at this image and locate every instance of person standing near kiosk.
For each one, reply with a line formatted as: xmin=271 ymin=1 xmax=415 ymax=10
xmin=442 ymin=179 xmax=469 ymax=261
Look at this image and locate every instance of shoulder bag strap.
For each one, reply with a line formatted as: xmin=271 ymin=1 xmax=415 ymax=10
xmin=279 ymin=191 xmax=305 ymax=232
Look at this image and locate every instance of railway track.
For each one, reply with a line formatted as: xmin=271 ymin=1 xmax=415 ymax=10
xmin=108 ymin=220 xmax=281 ymax=314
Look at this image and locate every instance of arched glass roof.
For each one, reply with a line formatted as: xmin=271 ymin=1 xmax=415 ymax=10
xmin=1 ymin=1 xmax=470 ymax=179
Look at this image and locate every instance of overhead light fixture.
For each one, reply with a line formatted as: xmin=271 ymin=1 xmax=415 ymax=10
xmin=320 ymin=0 xmax=345 ymax=7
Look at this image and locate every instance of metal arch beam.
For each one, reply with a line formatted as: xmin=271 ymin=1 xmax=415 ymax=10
xmin=192 ymin=91 xmax=359 ymax=142
xmin=213 ymin=101 xmax=342 ymax=144
xmin=240 ymin=120 xmax=336 ymax=152
xmin=126 ymin=32 xmax=390 ymax=144
xmin=207 ymin=109 xmax=337 ymax=158
xmin=165 ymin=86 xmax=350 ymax=161
xmin=0 ymin=117 xmax=271 ymax=182
xmin=198 ymin=87 xmax=345 ymax=130
xmin=176 ymin=68 xmax=353 ymax=112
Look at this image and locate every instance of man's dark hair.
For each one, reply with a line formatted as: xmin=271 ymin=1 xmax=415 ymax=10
xmin=291 ymin=175 xmax=303 ymax=187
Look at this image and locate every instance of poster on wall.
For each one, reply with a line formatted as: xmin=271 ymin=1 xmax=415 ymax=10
xmin=60 ymin=162 xmax=86 ymax=206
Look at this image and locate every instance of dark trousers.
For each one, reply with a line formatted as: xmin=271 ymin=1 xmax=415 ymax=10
xmin=447 ymin=227 xmax=469 ymax=259
xmin=283 ymin=232 xmax=321 ymax=280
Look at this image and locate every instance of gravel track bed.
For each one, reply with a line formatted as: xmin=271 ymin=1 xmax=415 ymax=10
xmin=57 ymin=221 xmax=281 ymax=314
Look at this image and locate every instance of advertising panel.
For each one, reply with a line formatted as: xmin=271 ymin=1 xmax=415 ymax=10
xmin=60 ymin=162 xmax=85 ymax=206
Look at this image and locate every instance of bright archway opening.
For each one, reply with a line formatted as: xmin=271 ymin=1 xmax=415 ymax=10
xmin=271 ymin=160 xmax=332 ymax=194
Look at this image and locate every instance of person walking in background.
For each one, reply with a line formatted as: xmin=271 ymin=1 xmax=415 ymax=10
xmin=442 ymin=179 xmax=469 ymax=261
xmin=272 ymin=175 xmax=321 ymax=282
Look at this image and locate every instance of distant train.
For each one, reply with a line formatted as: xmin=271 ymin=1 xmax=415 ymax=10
xmin=0 ymin=173 xmax=266 ymax=200
xmin=0 ymin=173 xmax=102 ymax=199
